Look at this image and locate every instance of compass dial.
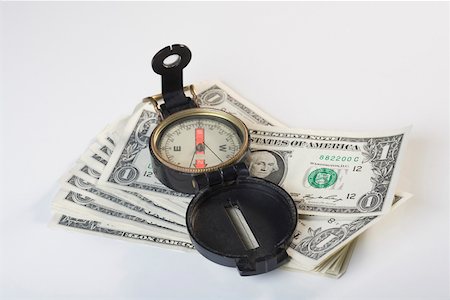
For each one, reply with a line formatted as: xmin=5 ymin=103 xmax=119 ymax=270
xmin=157 ymin=116 xmax=243 ymax=170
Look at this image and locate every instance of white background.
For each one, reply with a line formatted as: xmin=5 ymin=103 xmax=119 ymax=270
xmin=1 ymin=2 xmax=449 ymax=299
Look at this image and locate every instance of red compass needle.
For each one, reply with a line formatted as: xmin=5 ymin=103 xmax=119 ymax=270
xmin=195 ymin=128 xmax=205 ymax=154
xmin=195 ymin=128 xmax=206 ymax=168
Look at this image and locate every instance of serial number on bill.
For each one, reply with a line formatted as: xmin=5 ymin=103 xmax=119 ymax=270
xmin=319 ymin=155 xmax=360 ymax=162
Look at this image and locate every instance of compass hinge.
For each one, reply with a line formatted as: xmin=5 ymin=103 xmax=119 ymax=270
xmin=193 ymin=162 xmax=249 ymax=192
xmin=151 ymin=44 xmax=198 ymax=119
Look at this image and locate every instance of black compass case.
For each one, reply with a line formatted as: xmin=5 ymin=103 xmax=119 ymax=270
xmin=186 ymin=163 xmax=298 ymax=276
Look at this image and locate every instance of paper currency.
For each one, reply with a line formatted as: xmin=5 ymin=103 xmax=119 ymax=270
xmin=317 ymin=238 xmax=357 ymax=278
xmin=51 ymin=214 xmax=194 ymax=251
xmin=58 ymin=173 xmax=187 ymax=233
xmin=51 ymin=120 xmax=193 ymax=251
xmin=70 ymin=161 xmax=187 ymax=221
xmin=287 ymin=192 xmax=413 ymax=271
xmin=50 ymin=80 xmax=412 ymax=277
xmin=247 ymin=124 xmax=409 ymax=216
xmin=52 ymin=189 xmax=189 ymax=241
xmin=283 ymin=239 xmax=357 ymax=278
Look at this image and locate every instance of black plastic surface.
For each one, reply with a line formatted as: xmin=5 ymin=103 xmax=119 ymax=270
xmin=186 ymin=164 xmax=298 ymax=276
xmin=151 ymin=44 xmax=197 ymax=118
xmin=150 ymin=140 xmax=250 ymax=194
xmin=149 ymin=143 xmax=197 ymax=195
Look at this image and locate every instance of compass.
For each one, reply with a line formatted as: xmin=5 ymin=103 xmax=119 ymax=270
xmin=148 ymin=44 xmax=250 ymax=193
xmin=146 ymin=44 xmax=297 ymax=276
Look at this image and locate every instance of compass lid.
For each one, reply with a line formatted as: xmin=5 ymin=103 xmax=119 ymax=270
xmin=186 ymin=163 xmax=298 ymax=276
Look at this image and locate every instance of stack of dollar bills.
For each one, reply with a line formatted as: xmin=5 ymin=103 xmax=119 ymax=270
xmin=50 ymin=81 xmax=412 ymax=278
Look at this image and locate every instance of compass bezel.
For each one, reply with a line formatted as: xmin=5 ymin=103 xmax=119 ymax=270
xmin=150 ymin=108 xmax=250 ymax=174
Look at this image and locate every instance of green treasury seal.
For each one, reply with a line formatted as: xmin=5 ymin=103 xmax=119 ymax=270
xmin=308 ymin=168 xmax=337 ymax=188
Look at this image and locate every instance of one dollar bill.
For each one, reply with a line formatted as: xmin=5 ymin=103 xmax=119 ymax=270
xmin=246 ymin=124 xmax=410 ymax=216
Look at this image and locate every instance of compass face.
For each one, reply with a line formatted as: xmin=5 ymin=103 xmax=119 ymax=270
xmin=156 ymin=115 xmax=243 ymax=171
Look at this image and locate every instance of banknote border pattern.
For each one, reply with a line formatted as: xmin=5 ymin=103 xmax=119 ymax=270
xmin=197 ymin=85 xmax=274 ymax=126
xmin=106 ymin=110 xmax=189 ymax=197
xmin=69 ymin=176 xmax=161 ymax=219
xmin=58 ymin=215 xmax=194 ymax=249
xmin=292 ymin=215 xmax=377 ymax=260
xmin=292 ymin=195 xmax=401 ymax=261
